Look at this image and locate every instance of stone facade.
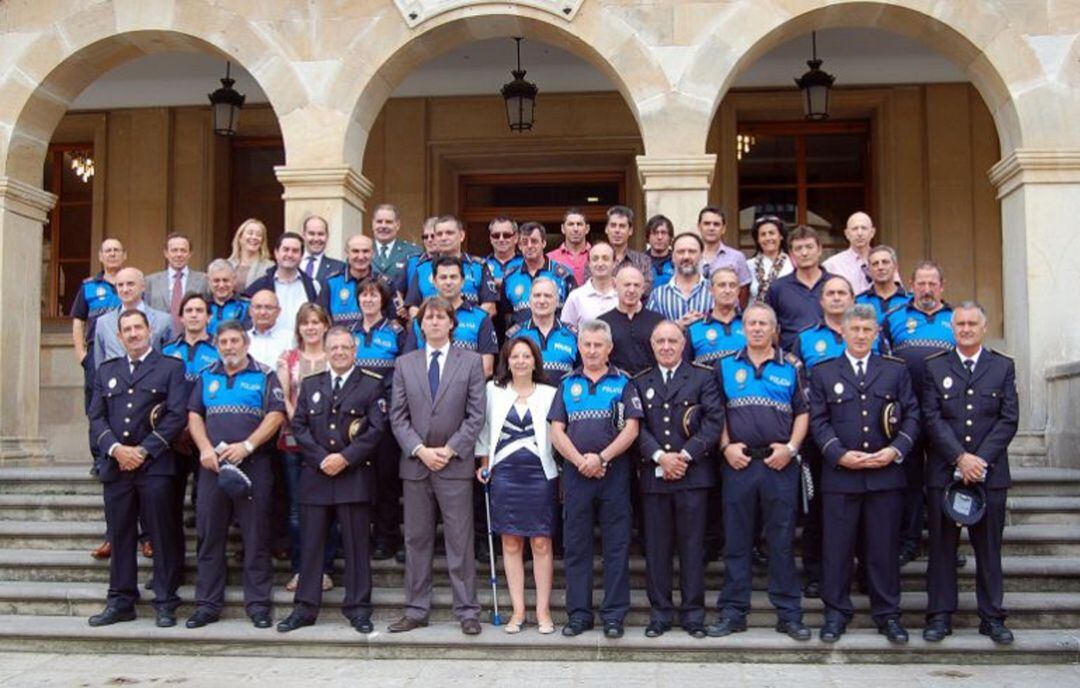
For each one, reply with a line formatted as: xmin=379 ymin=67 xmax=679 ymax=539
xmin=1 ymin=0 xmax=1079 ymax=462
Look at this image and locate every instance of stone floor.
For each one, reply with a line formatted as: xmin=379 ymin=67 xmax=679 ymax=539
xmin=0 ymin=653 xmax=1077 ymax=687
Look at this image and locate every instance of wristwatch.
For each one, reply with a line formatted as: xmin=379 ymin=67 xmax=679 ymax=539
xmin=243 ymin=440 xmax=255 ymax=454
xmin=785 ymin=442 xmax=798 ymax=456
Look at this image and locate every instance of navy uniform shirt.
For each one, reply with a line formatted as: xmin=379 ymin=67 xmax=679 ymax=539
xmin=764 ymin=270 xmax=835 ymax=351
xmin=548 ymin=365 xmax=644 ymax=456
xmin=395 ymin=251 xmax=431 ymax=295
xmin=208 ymin=296 xmax=251 ymax=336
xmin=162 ymin=335 xmax=220 ymax=384
xmin=687 ymin=314 xmax=746 ymax=366
xmin=404 ymin=302 xmax=498 ymax=356
xmin=650 ymin=253 xmax=674 ymax=288
xmin=351 ymin=317 xmax=405 ymax=376
xmin=716 ymin=348 xmax=807 ymax=449
xmin=921 ymin=348 xmax=1019 ymax=490
xmin=506 ymin=318 xmax=579 ymax=385
xmin=883 ymin=302 xmax=955 ymax=386
xmin=500 ymin=258 xmax=577 ymax=325
xmin=88 ymin=350 xmax=188 ymax=481
xmin=484 ymin=253 xmax=524 ymax=286
xmin=599 ymin=307 xmax=666 ymax=376
xmin=808 ymin=353 xmax=920 ymax=493
xmin=70 ymin=272 xmax=121 ymax=347
xmin=404 ymin=253 xmax=498 ymax=308
xmin=792 ymin=320 xmax=884 ymax=371
xmin=318 ymin=270 xmax=397 ymax=327
xmin=856 ymin=286 xmax=911 ymax=324
xmin=188 ymin=356 xmax=286 ymax=450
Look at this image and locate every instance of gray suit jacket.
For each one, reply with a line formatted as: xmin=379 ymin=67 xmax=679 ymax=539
xmin=390 ymin=347 xmax=486 ymax=481
xmin=93 ymin=304 xmax=173 ymax=369
xmin=144 ymin=269 xmax=210 ymax=313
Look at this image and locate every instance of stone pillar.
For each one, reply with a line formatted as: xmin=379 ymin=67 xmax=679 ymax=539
xmin=989 ymin=149 xmax=1080 ymax=463
xmin=274 ymin=166 xmax=375 ymax=259
xmin=635 ymin=155 xmax=717 ymax=234
xmin=0 ymin=177 xmax=56 ymax=463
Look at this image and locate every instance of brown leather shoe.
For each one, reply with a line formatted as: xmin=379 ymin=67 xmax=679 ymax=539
xmin=90 ymin=541 xmax=112 ymax=560
xmin=140 ymin=540 xmax=154 ymax=558
xmin=387 ymin=616 xmax=429 ymax=633
xmin=461 ymin=618 xmax=482 ymax=636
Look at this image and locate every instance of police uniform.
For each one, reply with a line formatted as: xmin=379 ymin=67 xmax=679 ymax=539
xmin=922 ymin=348 xmax=1019 ymax=630
xmin=500 ymin=259 xmax=577 ymax=326
xmin=483 ymin=252 xmax=524 ymax=287
xmin=351 ymin=318 xmax=406 ymax=554
xmin=373 ymin=239 xmax=422 ymax=284
xmin=72 ymin=274 xmax=122 ymax=472
xmin=714 ymin=348 xmax=807 ymax=626
xmin=808 ymin=352 xmax=920 ymax=632
xmin=634 ymin=362 xmax=724 ymax=632
xmin=318 ymin=270 xmax=397 ymax=327
xmin=856 ymin=286 xmax=911 ymax=324
xmin=650 ymin=253 xmax=674 ymax=288
xmin=208 ymin=296 xmax=251 ymax=336
xmin=88 ymin=350 xmax=187 ymax=618
xmin=162 ymin=335 xmax=220 ymax=512
xmin=687 ymin=314 xmax=746 ymax=366
xmin=403 ymin=253 xmax=498 ymax=309
xmin=764 ymin=270 xmax=835 ymax=351
xmin=548 ymin=366 xmax=644 ymax=628
xmin=505 ymin=318 xmax=579 ymax=386
xmin=884 ymin=302 xmax=955 ymax=558
xmin=288 ymin=366 xmax=389 ymax=626
xmin=188 ymin=356 xmax=286 ymax=620
xmin=404 ymin=302 xmax=499 ymax=356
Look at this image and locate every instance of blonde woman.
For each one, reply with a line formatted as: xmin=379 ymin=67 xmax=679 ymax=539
xmin=227 ymin=218 xmax=275 ymax=289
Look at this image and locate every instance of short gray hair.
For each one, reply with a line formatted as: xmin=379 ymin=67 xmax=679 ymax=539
xmin=742 ymin=302 xmax=778 ymax=328
xmin=530 ymin=276 xmax=559 ymax=296
xmin=952 ymin=300 xmax=988 ymax=325
xmin=578 ymin=319 xmax=613 ymax=344
xmin=842 ymin=304 xmax=879 ymax=326
xmin=868 ymin=244 xmax=898 ymax=264
xmin=207 ymin=258 xmax=236 ymax=276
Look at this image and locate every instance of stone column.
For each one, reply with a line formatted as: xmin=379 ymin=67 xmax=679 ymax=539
xmin=635 ymin=155 xmax=717 ymax=234
xmin=274 ymin=166 xmax=375 ymax=259
xmin=0 ymin=177 xmax=56 ymax=463
xmin=989 ymin=149 xmax=1080 ymax=463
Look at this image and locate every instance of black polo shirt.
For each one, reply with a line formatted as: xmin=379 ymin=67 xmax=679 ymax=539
xmin=599 ymin=306 xmax=665 ymax=375
xmin=764 ymin=270 xmax=835 ymax=352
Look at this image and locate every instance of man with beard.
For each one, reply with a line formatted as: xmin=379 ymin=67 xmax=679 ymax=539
xmin=646 ymin=233 xmax=714 ymax=326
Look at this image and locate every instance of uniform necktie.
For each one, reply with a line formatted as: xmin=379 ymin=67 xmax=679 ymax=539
xmin=964 ymin=358 xmax=975 ymax=375
xmin=856 ymin=359 xmax=866 ymax=384
xmin=429 ymin=350 xmax=442 ymax=401
xmin=130 ymin=358 xmax=141 ymax=376
xmin=664 ymin=369 xmax=672 ymax=385
xmin=170 ymin=271 xmax=184 ymax=335
xmin=333 ymin=375 xmax=343 ymax=395
xmin=379 ymin=244 xmax=390 ymax=261
xmin=305 ymin=255 xmax=316 ymax=278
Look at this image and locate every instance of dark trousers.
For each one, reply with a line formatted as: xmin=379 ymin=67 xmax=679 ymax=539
xmin=372 ymin=433 xmax=403 ymax=549
xmin=799 ymin=444 xmax=824 ymax=583
xmin=103 ymin=472 xmax=183 ymax=612
xmin=900 ymin=446 xmax=926 ymax=552
xmin=295 ymin=502 xmax=372 ymax=623
xmin=926 ymin=487 xmax=1008 ymax=623
xmin=704 ymin=481 xmax=724 ymax=556
xmin=563 ymin=461 xmax=631 ymax=624
xmin=719 ymin=461 xmax=802 ymax=622
xmin=194 ymin=458 xmax=273 ymax=617
xmin=282 ymin=452 xmax=337 ymax=575
xmin=642 ymin=487 xmax=707 ymax=626
xmin=822 ymin=489 xmax=903 ymax=626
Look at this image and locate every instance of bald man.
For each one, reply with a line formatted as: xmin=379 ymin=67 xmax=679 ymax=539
xmin=822 ymin=212 xmax=878 ymax=294
xmin=94 ymin=267 xmax=174 ymax=368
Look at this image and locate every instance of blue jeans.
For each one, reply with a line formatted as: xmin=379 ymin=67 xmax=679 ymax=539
xmin=282 ymin=452 xmax=338 ymax=575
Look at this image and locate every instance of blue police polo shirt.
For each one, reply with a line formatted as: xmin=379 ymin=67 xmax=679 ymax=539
xmin=794 ymin=321 xmax=882 ymax=371
xmin=484 ymin=253 xmax=524 ymax=282
xmin=856 ymin=286 xmax=911 ymax=324
xmin=406 ymin=303 xmax=498 ymax=355
xmin=501 ymin=259 xmax=576 ymax=325
xmin=764 ymin=270 xmax=835 ymax=351
xmin=404 ymin=253 xmax=497 ymax=308
xmin=70 ymin=273 xmax=121 ymax=346
xmin=188 ymin=356 xmax=285 ymax=447
xmin=687 ymin=315 xmax=746 ymax=366
xmin=884 ymin=302 xmax=955 ymax=360
xmin=162 ymin=336 xmax=220 ymax=382
xmin=716 ymin=348 xmax=807 ymax=448
xmin=352 ymin=317 xmax=404 ymax=374
xmin=548 ymin=365 xmax=643 ymax=455
xmin=208 ymin=297 xmax=250 ymax=336
xmin=651 ymin=253 xmax=674 ymax=287
xmin=507 ymin=319 xmax=579 ymax=382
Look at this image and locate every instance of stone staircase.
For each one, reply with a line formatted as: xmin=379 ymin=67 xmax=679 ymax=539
xmin=0 ymin=464 xmax=1078 ymax=663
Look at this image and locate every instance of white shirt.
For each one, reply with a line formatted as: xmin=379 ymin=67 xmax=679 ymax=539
xmin=168 ymin=266 xmax=189 ymax=294
xmin=128 ymin=347 xmax=152 ymax=375
xmin=560 ymin=279 xmax=619 ymax=328
xmin=844 ymin=350 xmax=871 ymax=377
xmin=302 ymin=253 xmax=324 ymax=277
xmin=659 ymin=363 xmax=680 ymax=384
xmin=959 ymin=347 xmax=983 ymax=372
xmin=274 ymin=271 xmax=309 ymax=337
xmin=248 ymin=323 xmax=294 ymax=369
xmin=426 ymin=342 xmax=451 ymax=384
xmin=330 ymin=365 xmax=355 ymax=391
xmin=376 ymin=240 xmax=396 ymax=258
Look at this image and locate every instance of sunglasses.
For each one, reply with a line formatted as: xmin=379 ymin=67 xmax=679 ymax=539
xmin=490 ymin=233 xmax=515 ymax=239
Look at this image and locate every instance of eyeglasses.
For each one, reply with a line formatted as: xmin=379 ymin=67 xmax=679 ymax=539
xmin=422 ymin=234 xmax=435 ymax=241
xmin=490 ymin=233 xmax=515 ymax=240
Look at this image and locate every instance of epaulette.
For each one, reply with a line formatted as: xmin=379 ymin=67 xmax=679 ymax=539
xmin=986 ymin=346 xmax=1013 ymax=360
xmin=797 ymin=321 xmax=822 ymax=334
xmin=505 ymin=324 xmax=523 ymax=338
xmin=101 ymin=355 xmax=125 ymax=366
xmin=360 ymin=368 xmax=384 ymax=380
xmin=464 ymin=254 xmax=485 ymax=265
xmin=784 ymin=352 xmax=804 ymax=369
xmin=880 ymin=354 xmax=906 ymax=365
xmin=691 ymin=361 xmax=713 ymax=372
xmin=925 ymin=350 xmax=950 ymax=361
xmin=882 ymin=302 xmax=909 ymax=318
xmin=632 ymin=367 xmax=653 ymax=380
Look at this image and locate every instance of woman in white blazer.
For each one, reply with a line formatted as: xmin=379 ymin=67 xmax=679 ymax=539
xmin=476 ymin=337 xmax=559 ymax=634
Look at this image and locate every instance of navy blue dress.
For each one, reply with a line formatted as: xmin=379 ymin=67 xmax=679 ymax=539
xmin=490 ymin=406 xmax=558 ymax=538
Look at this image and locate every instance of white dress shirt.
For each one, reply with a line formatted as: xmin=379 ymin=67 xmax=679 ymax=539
xmin=845 ymin=350 xmax=871 ymax=377
xmin=302 ymin=253 xmax=324 ymax=278
xmin=168 ymin=266 xmax=189 ymax=295
xmin=330 ymin=365 xmax=355 ymax=391
xmin=248 ymin=323 xmax=295 ymax=369
xmin=959 ymin=347 xmax=983 ymax=372
xmin=274 ymin=271 xmax=309 ymax=337
xmin=426 ymin=342 xmax=451 ymax=385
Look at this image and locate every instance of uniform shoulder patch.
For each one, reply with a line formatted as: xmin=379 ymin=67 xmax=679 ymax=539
xmin=986 ymin=346 xmax=1013 ymax=360
xmin=360 ymin=368 xmax=384 ymax=380
xmin=505 ymin=324 xmax=523 ymax=338
xmin=784 ymin=352 xmax=804 ymax=368
xmin=691 ymin=361 xmax=713 ymax=372
xmin=631 ymin=367 xmax=653 ymax=380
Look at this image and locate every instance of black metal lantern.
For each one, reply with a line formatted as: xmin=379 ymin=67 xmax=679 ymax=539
xmin=208 ymin=61 xmax=246 ymax=136
xmin=794 ymin=32 xmax=835 ymax=121
xmin=501 ymin=37 xmax=538 ymax=132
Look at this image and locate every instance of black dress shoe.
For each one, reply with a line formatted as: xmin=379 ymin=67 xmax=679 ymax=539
xmin=185 ymin=609 xmax=219 ymax=629
xmin=602 ymin=621 xmax=624 ymax=639
xmin=819 ymin=621 xmax=846 ymax=643
xmin=155 ymin=609 xmax=177 ymax=628
xmin=351 ymin=617 xmax=374 ymax=634
xmin=644 ymin=620 xmax=669 ymax=638
xmin=922 ymin=618 xmax=952 ymax=642
xmin=879 ymin=618 xmax=909 ymax=644
xmin=251 ymin=612 xmax=273 ymax=629
xmin=776 ymin=620 xmax=811 ymax=641
xmin=979 ymin=620 xmax=1014 ymax=645
xmin=684 ymin=623 xmax=708 ymax=639
xmin=706 ymin=617 xmax=747 ymax=637
xmin=460 ymin=618 xmax=482 ymax=636
xmin=372 ymin=544 xmax=394 ymax=561
xmin=276 ymin=611 xmax=314 ymax=633
xmin=561 ymin=618 xmax=593 ymax=637
xmin=803 ymin=580 xmax=821 ymax=599
xmin=88 ymin=607 xmax=136 ymax=627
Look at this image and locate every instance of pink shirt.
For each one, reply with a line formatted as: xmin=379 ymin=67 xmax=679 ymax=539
xmin=548 ymin=243 xmax=591 ymax=286
xmin=822 ymin=247 xmax=900 ymax=295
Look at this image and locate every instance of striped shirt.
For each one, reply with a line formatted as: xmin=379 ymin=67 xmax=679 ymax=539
xmin=646 ymin=276 xmax=714 ymax=321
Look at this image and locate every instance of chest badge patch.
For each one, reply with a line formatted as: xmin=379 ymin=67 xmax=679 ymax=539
xmin=942 ymin=376 xmax=953 ymax=390
xmin=514 ymin=284 xmax=525 ymax=297
xmin=108 ymin=378 xmax=117 ymax=389
xmin=705 ymin=328 xmax=717 ymax=341
xmin=339 ymin=288 xmax=350 ymax=302
xmin=906 ymin=318 xmax=918 ymax=333
xmin=570 ymin=382 xmax=584 ymax=400
xmin=645 ymin=388 xmax=655 ymax=400
xmin=312 ymin=391 xmax=321 ymax=403
xmin=834 ymin=382 xmax=845 ymax=395
xmin=815 ymin=339 xmax=827 ymax=354
xmin=96 ymin=286 xmax=107 ymax=298
xmin=734 ymin=368 xmax=748 ymax=385
xmin=208 ymin=380 xmax=220 ymax=396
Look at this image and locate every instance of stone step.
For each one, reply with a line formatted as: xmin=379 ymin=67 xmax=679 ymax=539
xmin=2 ymin=581 xmax=1079 ymax=629
xmin=3 ymin=549 xmax=1080 ymax=593
xmin=1006 ymin=496 xmax=1080 ymax=525
xmin=0 ymin=615 xmax=1074 ymax=664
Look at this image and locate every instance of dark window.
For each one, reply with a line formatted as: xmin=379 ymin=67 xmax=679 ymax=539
xmin=228 ymin=139 xmax=284 ymax=255
xmin=43 ymin=145 xmax=95 ymax=319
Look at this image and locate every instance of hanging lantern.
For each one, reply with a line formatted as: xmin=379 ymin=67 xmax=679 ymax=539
xmin=794 ymin=32 xmax=836 ymax=121
xmin=501 ymin=37 xmax=538 ymax=132
xmin=208 ymin=61 xmax=246 ymax=136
